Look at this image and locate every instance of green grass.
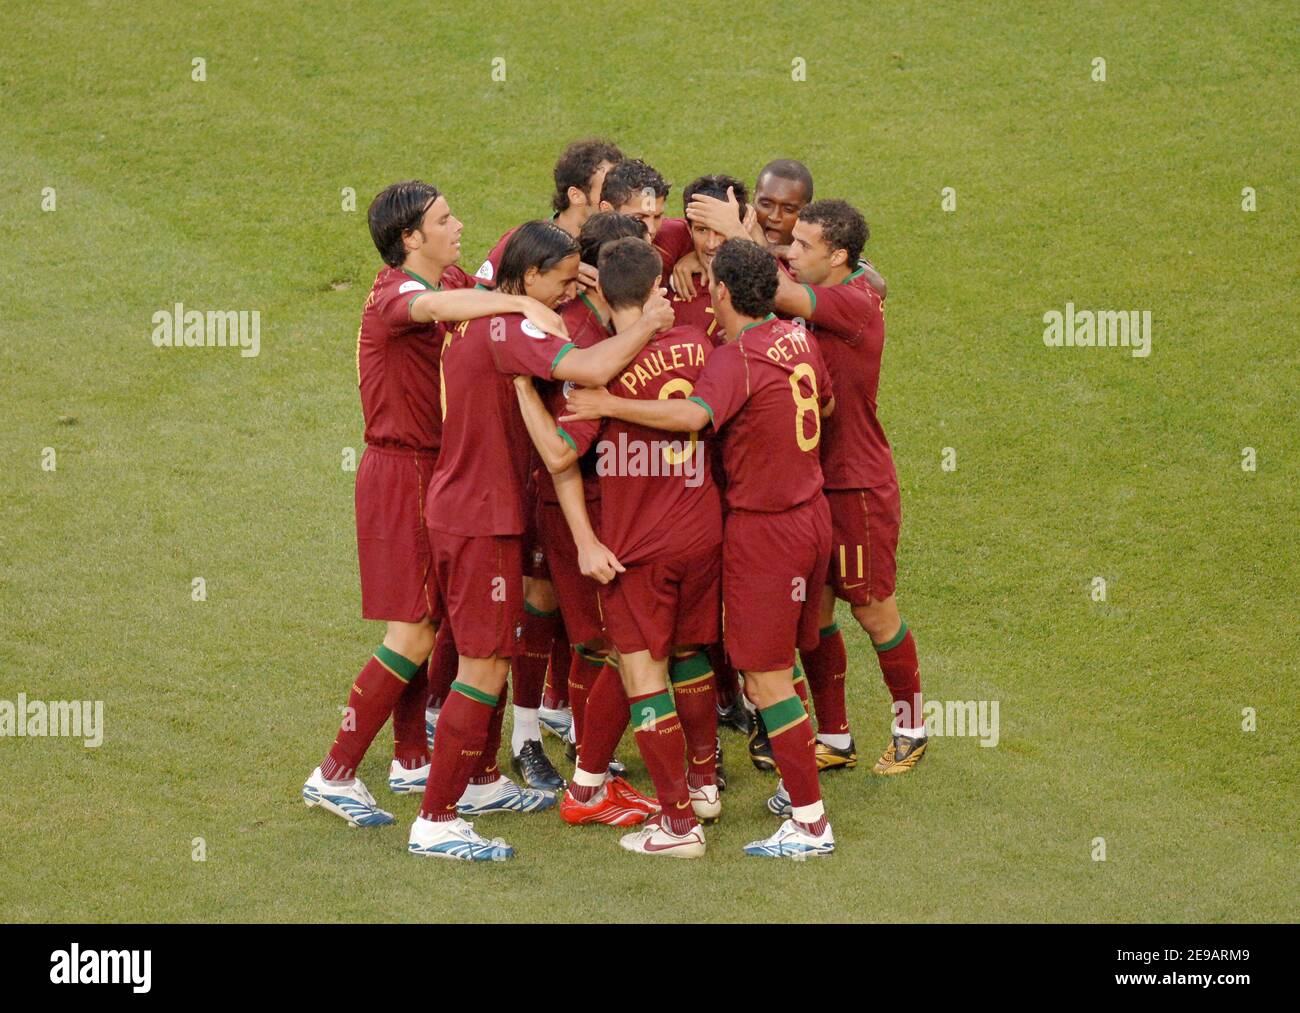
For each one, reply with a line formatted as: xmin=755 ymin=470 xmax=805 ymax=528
xmin=1 ymin=0 xmax=1297 ymax=922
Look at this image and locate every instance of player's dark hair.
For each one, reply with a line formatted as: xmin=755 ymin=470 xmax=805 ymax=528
xmin=578 ymin=212 xmax=647 ymax=268
xmin=600 ymin=158 xmax=670 ymax=209
xmin=683 ymin=174 xmax=749 ymax=221
xmin=757 ymin=159 xmax=814 ymax=202
xmin=553 ymin=138 xmax=624 ymax=213
xmin=596 ymin=237 xmax=662 ymax=310
xmin=496 ymin=220 xmax=581 ymax=295
xmin=368 ymin=180 xmax=441 ymax=268
xmin=712 ymin=239 xmax=777 ymax=319
xmin=797 ymin=199 xmax=868 ymax=264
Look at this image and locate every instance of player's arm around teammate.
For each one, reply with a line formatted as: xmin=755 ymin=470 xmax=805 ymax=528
xmin=512 ymin=376 xmax=624 ymax=585
xmin=566 ymin=239 xmax=838 ymax=858
xmin=778 ymin=201 xmax=926 ymax=775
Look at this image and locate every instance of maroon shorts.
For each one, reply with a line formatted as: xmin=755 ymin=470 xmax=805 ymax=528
xmin=536 ymin=499 xmax=604 ymax=645
xmin=826 ymin=479 xmax=900 ymax=606
xmin=598 ymin=542 xmax=721 ymax=660
xmin=428 ymin=529 xmax=523 ymax=659
xmin=355 ymin=445 xmax=441 ymax=623
xmin=523 ymin=514 xmax=549 ymax=581
xmin=723 ymin=495 xmax=831 ymax=672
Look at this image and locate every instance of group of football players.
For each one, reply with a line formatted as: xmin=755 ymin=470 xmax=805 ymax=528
xmin=302 ymin=139 xmax=929 ymax=862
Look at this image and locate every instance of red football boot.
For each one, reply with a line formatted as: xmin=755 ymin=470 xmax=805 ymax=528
xmin=605 ymin=776 xmax=660 ymax=816
xmin=559 ymin=782 xmax=651 ymax=827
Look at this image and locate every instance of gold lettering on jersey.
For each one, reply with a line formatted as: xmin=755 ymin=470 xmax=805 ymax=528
xmin=765 ymin=327 xmax=812 ymax=364
xmin=618 ymin=342 xmax=706 ymax=397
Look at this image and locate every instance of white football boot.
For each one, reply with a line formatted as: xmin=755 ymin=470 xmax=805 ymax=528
xmin=766 ymin=779 xmax=792 ymax=817
xmin=408 ymin=816 xmax=514 ymax=862
xmin=388 ymin=759 xmax=430 ymax=794
xmin=618 ymin=817 xmax=706 ymax=859
xmin=743 ymin=818 xmax=835 ymax=860
xmin=538 ymin=704 xmax=573 ymax=741
xmin=457 ymin=774 xmax=556 ymax=815
xmin=689 ymin=783 xmax=722 ymax=823
xmin=302 ymin=767 xmax=395 ymax=828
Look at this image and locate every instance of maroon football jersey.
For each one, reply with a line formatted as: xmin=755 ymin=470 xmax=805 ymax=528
xmin=356 ymin=264 xmax=475 ymax=452
xmin=669 ymin=273 xmax=722 ymax=346
xmin=561 ymin=324 xmax=721 ymax=565
xmin=426 ymin=313 xmax=574 ymax=536
xmin=799 ymin=267 xmax=894 ymax=490
xmin=472 ymin=225 xmax=522 ymax=288
xmin=536 ymin=294 xmax=612 ymax=506
xmin=688 ymin=315 xmax=832 ymax=513
xmin=653 ymin=217 xmax=692 ymax=280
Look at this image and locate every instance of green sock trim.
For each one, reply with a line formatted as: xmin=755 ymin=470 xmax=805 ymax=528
xmin=873 ymin=621 xmax=909 ymax=653
xmin=791 ymin=665 xmax=811 ymax=717
xmin=819 ymin=622 xmax=840 ymax=637
xmin=375 ymin=644 xmax=420 ymax=682
xmin=761 ymin=695 xmax=807 ymax=736
xmin=451 ymin=680 xmax=499 ymax=707
xmin=524 ymin=601 xmax=560 ymax=618
xmin=669 ymin=652 xmax=713 ymax=683
xmin=629 ymin=691 xmax=675 ymax=727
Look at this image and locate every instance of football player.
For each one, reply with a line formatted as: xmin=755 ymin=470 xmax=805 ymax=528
xmin=303 ymin=182 xmax=569 ymax=828
xmin=409 ymin=221 xmax=672 ymax=861
xmin=564 ymin=238 xmax=839 ymax=858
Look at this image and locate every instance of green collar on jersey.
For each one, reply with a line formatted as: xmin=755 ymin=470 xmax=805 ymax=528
xmin=400 ymin=267 xmax=439 ymax=290
xmin=841 ymin=266 xmax=865 ymax=285
xmin=737 ymin=312 xmax=776 ymax=337
xmin=579 ymin=292 xmax=614 ymax=333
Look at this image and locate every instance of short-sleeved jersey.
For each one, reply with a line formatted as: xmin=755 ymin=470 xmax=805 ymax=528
xmin=653 ymin=217 xmax=692 ymax=279
xmin=356 ymin=264 xmax=476 ymax=452
xmin=472 ymin=224 xmax=524 ymax=288
xmin=669 ymin=273 xmax=722 ymax=346
xmin=800 ymin=267 xmax=894 ymax=490
xmin=535 ymin=294 xmax=613 ymax=506
xmin=560 ymin=324 xmax=722 ymax=565
xmin=426 ymin=313 xmax=575 ymax=536
xmin=688 ymin=315 xmax=832 ymax=514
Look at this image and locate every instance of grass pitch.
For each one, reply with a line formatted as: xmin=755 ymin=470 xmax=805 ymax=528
xmin=1 ymin=1 xmax=1296 ymax=922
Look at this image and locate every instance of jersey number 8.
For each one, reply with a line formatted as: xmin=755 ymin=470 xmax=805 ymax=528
xmin=659 ymin=377 xmax=699 ymax=465
xmin=790 ymin=362 xmax=821 ymax=452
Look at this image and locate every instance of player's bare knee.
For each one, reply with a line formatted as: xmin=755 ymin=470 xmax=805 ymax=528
xmin=456 ymin=654 xmax=508 ymax=694
xmin=524 ymin=577 xmax=558 ymax=613
xmin=853 ymin=597 xmax=900 ymax=644
xmin=383 ymin=620 xmax=435 ymax=664
xmin=817 ymin=584 xmax=836 ymax=626
xmin=744 ymin=669 xmax=794 ymax=709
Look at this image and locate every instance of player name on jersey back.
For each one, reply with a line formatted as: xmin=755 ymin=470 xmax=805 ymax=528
xmin=688 ymin=315 xmax=833 ymax=514
xmin=563 ymin=324 xmax=721 ymax=564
